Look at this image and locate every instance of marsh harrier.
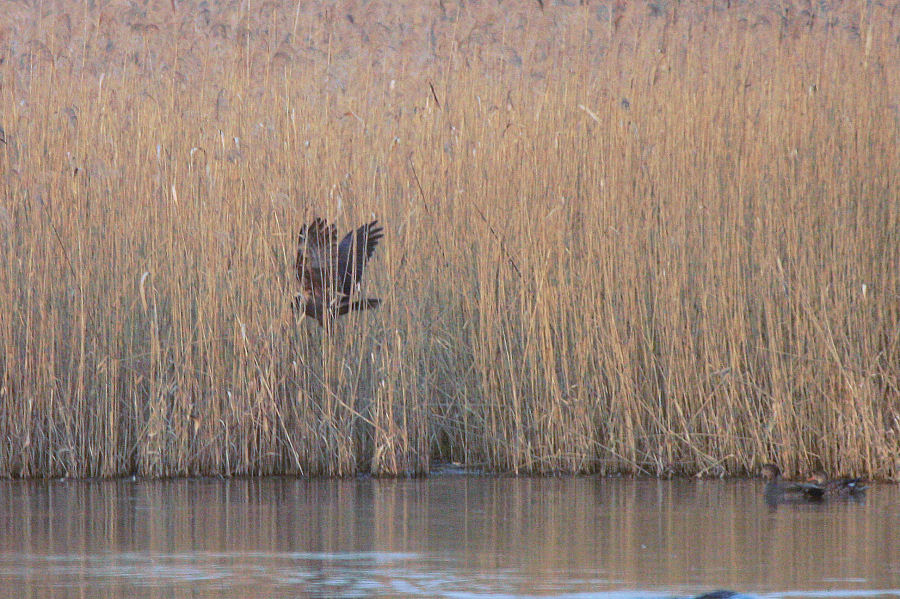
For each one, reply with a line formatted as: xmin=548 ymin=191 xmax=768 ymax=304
xmin=293 ymin=217 xmax=383 ymax=325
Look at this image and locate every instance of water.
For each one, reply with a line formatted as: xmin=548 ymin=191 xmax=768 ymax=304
xmin=0 ymin=474 xmax=897 ymax=598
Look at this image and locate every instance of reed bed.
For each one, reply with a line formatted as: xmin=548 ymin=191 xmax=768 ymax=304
xmin=0 ymin=0 xmax=897 ymax=479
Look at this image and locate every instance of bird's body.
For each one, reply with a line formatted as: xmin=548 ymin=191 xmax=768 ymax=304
xmin=807 ymin=470 xmax=867 ymax=499
xmin=760 ymin=463 xmax=825 ymax=506
xmin=294 ymin=217 xmax=383 ymax=326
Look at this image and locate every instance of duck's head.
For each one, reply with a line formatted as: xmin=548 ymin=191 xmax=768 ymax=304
xmin=760 ymin=463 xmax=782 ymax=481
xmin=807 ymin=469 xmax=828 ymax=485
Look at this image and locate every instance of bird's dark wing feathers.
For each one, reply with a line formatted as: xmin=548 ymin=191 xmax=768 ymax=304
xmin=296 ymin=217 xmax=338 ymax=296
xmin=336 ymin=220 xmax=383 ymax=295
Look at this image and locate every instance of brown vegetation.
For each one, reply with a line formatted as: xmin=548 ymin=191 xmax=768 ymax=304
xmin=0 ymin=0 xmax=897 ymax=479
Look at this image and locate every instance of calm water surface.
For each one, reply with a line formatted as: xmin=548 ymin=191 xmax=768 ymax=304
xmin=0 ymin=474 xmax=897 ymax=599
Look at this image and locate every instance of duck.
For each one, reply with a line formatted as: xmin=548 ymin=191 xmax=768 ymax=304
xmin=760 ymin=463 xmax=825 ymax=506
xmin=691 ymin=592 xmax=744 ymax=599
xmin=807 ymin=469 xmax=867 ymax=499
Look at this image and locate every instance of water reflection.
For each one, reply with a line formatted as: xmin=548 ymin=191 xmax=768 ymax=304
xmin=0 ymin=476 xmax=897 ymax=598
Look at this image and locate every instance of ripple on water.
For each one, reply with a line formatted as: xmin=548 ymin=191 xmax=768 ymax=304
xmin=0 ymin=477 xmax=897 ymax=598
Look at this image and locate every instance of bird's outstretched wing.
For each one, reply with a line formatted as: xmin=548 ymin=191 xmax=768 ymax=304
xmin=296 ymin=217 xmax=338 ymax=300
xmin=336 ymin=220 xmax=383 ymax=295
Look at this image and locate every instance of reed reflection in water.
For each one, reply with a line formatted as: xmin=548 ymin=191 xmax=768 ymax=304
xmin=0 ymin=476 xmax=896 ymax=599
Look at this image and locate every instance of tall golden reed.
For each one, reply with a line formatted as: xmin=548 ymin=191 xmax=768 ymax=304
xmin=0 ymin=1 xmax=897 ymax=478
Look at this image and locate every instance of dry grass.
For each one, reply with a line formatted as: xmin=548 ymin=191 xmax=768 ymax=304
xmin=0 ymin=0 xmax=897 ymax=479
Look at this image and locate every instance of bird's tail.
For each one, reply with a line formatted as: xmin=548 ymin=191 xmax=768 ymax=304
xmin=334 ymin=297 xmax=380 ymax=316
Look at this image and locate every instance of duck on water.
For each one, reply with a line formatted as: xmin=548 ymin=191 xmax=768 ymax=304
xmin=761 ymin=463 xmax=867 ymax=506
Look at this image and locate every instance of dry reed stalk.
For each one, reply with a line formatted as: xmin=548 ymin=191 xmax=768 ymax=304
xmin=0 ymin=0 xmax=897 ymax=479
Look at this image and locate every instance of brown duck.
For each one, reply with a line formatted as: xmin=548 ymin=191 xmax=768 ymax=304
xmin=293 ymin=217 xmax=383 ymax=325
xmin=761 ymin=463 xmax=825 ymax=506
xmin=807 ymin=469 xmax=867 ymax=499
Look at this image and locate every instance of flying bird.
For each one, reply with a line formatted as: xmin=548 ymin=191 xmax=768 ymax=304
xmin=294 ymin=217 xmax=383 ymax=326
